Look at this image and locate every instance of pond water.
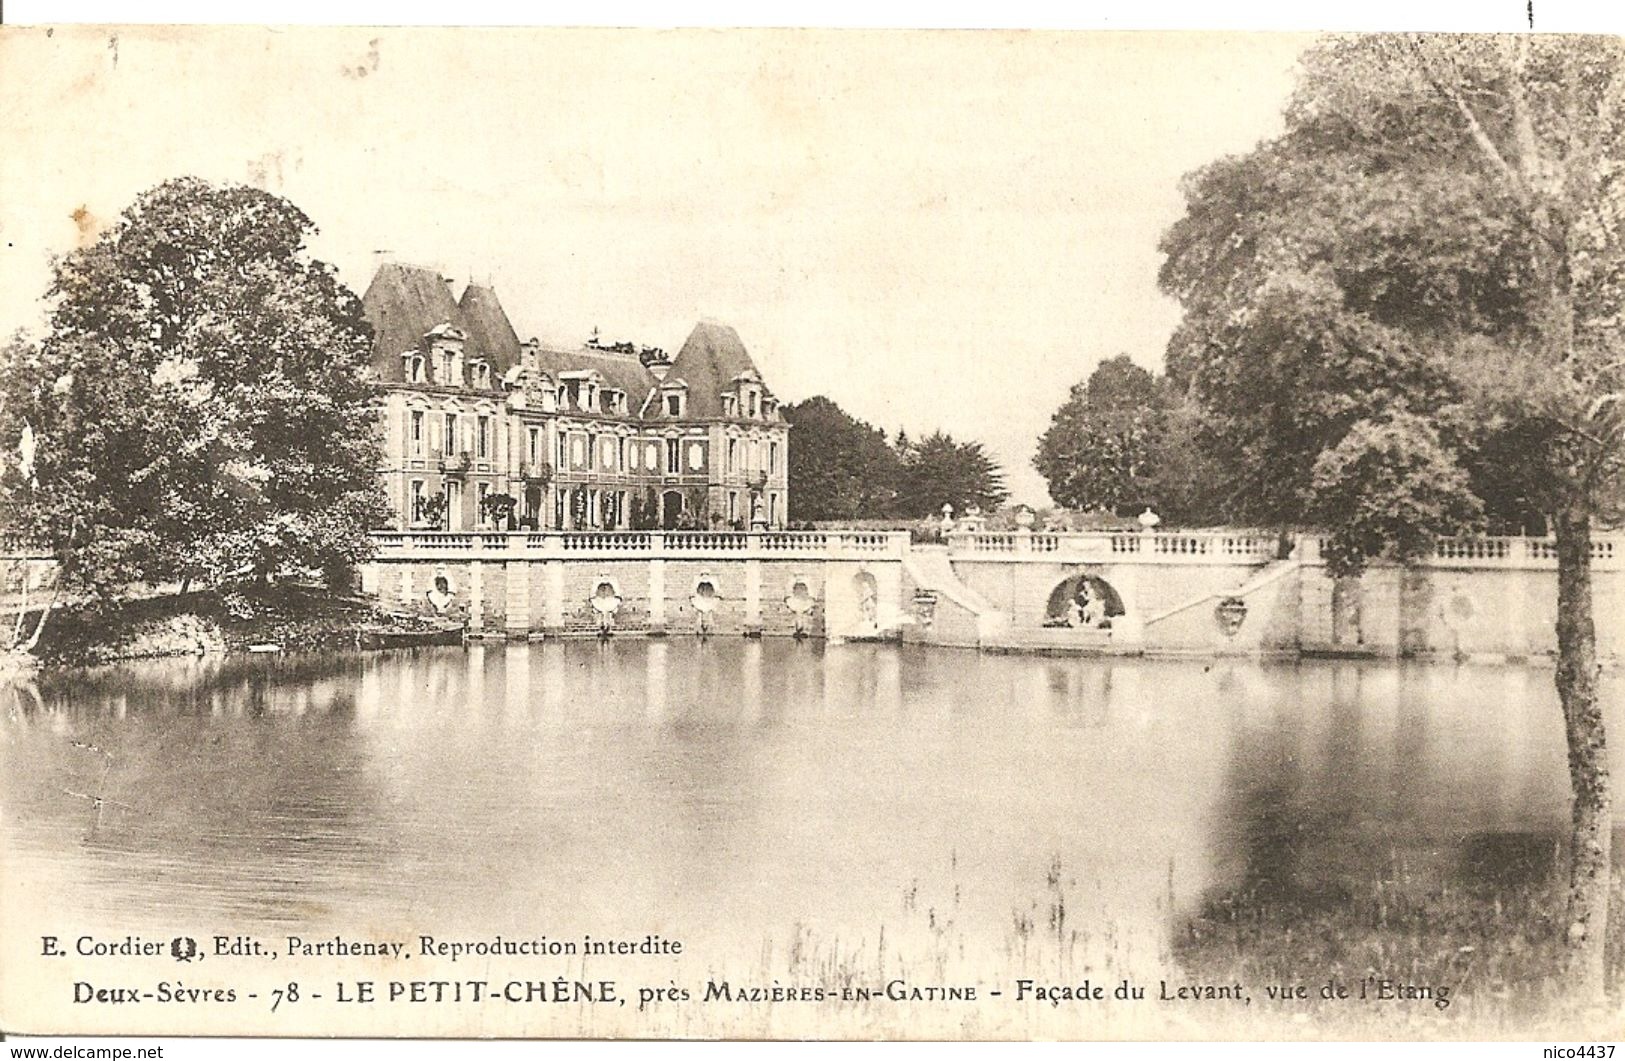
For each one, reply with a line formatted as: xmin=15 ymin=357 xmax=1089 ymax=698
xmin=2 ymin=641 xmax=1618 ymax=1032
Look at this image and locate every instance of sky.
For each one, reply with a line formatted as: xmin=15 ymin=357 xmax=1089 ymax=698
xmin=0 ymin=25 xmax=1331 ymax=504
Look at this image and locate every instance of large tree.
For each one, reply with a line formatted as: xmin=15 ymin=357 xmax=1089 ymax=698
xmin=1035 ymin=354 xmax=1224 ymax=521
xmin=894 ymin=430 xmax=1008 ymax=518
xmin=1160 ymin=36 xmax=1625 ymax=999
xmin=0 ymin=177 xmax=387 ymax=603
xmin=1035 ymin=355 xmax=1160 ymax=515
xmin=783 ymin=396 xmax=901 ymax=521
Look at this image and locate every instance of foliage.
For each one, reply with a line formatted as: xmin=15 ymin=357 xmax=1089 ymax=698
xmin=1034 ymin=355 xmax=1158 ymax=515
xmin=0 ymin=178 xmax=388 ymax=597
xmin=784 ymin=396 xmax=1009 ymax=520
xmin=628 ymin=490 xmax=657 ymax=531
xmin=1142 ymin=389 xmax=1228 ymax=526
xmin=479 ymin=491 xmax=517 ymax=529
xmin=417 ymin=491 xmax=448 ymax=531
xmin=1309 ymin=412 xmax=1483 ymax=572
xmin=894 ymin=430 xmax=1009 ymax=517
xmin=1158 ymin=34 xmax=1625 ymax=995
xmin=783 ymin=396 xmax=901 ymax=521
xmin=1034 ymin=354 xmax=1227 ymax=522
xmin=1159 ymin=36 xmax=1625 ymax=559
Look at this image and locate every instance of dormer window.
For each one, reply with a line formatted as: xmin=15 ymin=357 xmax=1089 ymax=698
xmin=665 ymin=393 xmax=682 ymax=417
xmin=472 ymin=362 xmax=492 ymax=389
xmin=439 ymin=351 xmax=457 ymax=386
xmin=748 ymin=391 xmax=760 ymax=418
xmin=722 ymin=394 xmax=737 ymax=417
xmin=402 ymin=354 xmax=426 ymax=383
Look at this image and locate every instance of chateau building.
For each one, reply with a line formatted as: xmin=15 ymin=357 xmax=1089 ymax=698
xmin=362 ymin=263 xmax=790 ymax=532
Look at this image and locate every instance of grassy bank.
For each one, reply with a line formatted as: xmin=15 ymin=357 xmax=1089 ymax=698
xmin=24 ymin=582 xmax=456 ymax=667
xmin=1171 ymin=862 xmax=1625 ymax=1036
xmin=563 ymin=851 xmax=1616 ymax=1039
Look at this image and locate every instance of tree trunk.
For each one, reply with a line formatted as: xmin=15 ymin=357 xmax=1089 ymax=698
xmin=19 ymin=594 xmax=54 ymax=652
xmin=1555 ymin=505 xmax=1609 ymax=1002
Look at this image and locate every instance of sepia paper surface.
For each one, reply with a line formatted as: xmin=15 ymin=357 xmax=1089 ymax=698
xmin=2 ymin=22 xmax=1623 ymax=1043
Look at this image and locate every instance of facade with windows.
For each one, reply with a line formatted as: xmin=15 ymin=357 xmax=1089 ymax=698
xmin=364 ymin=263 xmax=790 ymax=532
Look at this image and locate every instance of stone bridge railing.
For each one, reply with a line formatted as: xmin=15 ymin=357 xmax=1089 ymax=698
xmin=368 ymin=529 xmax=911 ymax=561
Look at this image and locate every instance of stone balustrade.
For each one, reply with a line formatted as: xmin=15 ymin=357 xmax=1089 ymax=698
xmin=945 ymin=529 xmax=1623 ymax=570
xmin=369 ymin=529 xmax=911 ymax=560
xmin=1295 ymin=533 xmax=1621 ymax=570
xmin=946 ymin=530 xmax=1279 ymax=563
xmin=370 ymin=528 xmax=1624 ymax=569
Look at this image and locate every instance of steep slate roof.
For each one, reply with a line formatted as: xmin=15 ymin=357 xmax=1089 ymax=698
xmin=360 ymin=265 xmax=775 ymax=420
xmin=660 ymin=320 xmax=768 ymax=419
xmin=361 ymin=263 xmax=463 ymax=380
xmin=458 ymin=283 xmax=523 ymax=372
xmin=531 ymin=344 xmax=661 ymax=409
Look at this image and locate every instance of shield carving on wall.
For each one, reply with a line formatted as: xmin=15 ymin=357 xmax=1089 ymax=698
xmin=1214 ymin=596 xmax=1248 ymax=637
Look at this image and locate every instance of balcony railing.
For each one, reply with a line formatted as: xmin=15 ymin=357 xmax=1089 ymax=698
xmin=438 ymin=451 xmax=472 ymax=476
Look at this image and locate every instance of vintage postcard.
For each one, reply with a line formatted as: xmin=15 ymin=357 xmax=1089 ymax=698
xmin=3 ymin=20 xmax=1625 ymax=1044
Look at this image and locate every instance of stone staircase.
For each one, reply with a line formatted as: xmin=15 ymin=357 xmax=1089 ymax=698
xmin=901 ymin=545 xmax=1011 ymax=643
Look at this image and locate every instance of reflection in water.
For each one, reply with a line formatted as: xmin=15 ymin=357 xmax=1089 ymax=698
xmin=740 ymin=639 xmax=763 ymax=724
xmin=3 ymin=646 xmax=1617 ymax=976
xmin=1041 ymin=663 xmax=1111 ymax=727
xmin=1193 ymin=662 xmax=1621 ymax=917
xmin=645 ymin=640 xmax=669 ymax=723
